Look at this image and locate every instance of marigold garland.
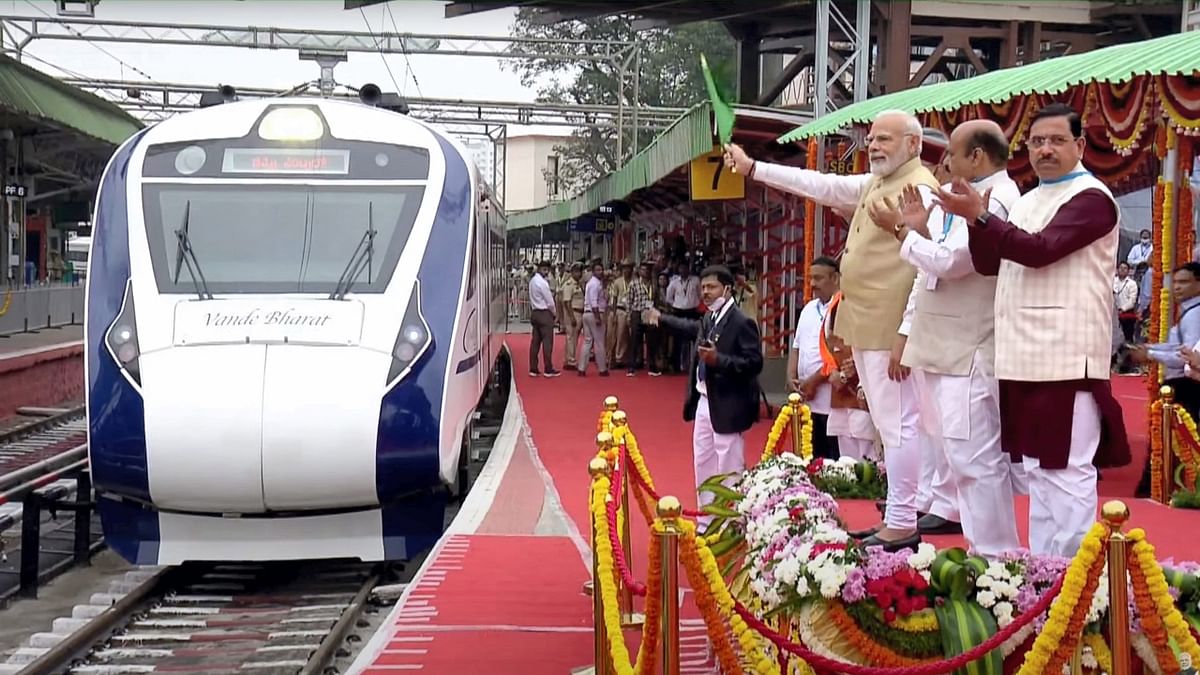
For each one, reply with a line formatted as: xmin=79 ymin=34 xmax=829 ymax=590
xmin=797 ymin=404 xmax=814 ymax=460
xmin=1016 ymin=522 xmax=1108 ymax=675
xmin=598 ymin=410 xmax=613 ymax=433
xmin=589 ymin=472 xmax=667 ymax=675
xmin=802 ymin=137 xmax=819 ymax=303
xmin=825 ymin=602 xmax=937 ymax=666
xmin=1082 ymin=632 xmax=1112 ymax=674
xmin=690 ymin=528 xmax=779 ymax=675
xmin=1130 ymin=529 xmax=1200 ymax=666
xmin=761 ymin=404 xmax=794 ymax=463
xmin=1171 ymin=407 xmax=1200 ymax=487
xmin=677 ymin=518 xmax=749 ymax=674
xmin=1151 ymin=398 xmax=1166 ymax=503
xmin=613 ymin=426 xmax=658 ymax=524
xmin=1179 ymin=151 xmax=1195 ymax=269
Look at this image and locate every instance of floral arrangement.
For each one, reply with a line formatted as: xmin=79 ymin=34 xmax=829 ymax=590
xmin=700 ymin=452 xmax=1200 ymax=674
xmin=805 ymin=455 xmax=887 ymax=501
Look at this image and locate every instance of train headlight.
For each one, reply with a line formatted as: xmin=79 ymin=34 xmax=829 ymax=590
xmin=104 ymin=280 xmax=142 ymax=386
xmin=386 ymin=281 xmax=432 ymax=387
xmin=258 ymin=107 xmax=325 ymax=141
xmin=174 ymin=145 xmax=207 ymax=175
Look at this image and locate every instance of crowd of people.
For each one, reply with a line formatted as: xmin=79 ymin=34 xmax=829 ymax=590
xmin=516 ymin=102 xmax=1192 ymax=563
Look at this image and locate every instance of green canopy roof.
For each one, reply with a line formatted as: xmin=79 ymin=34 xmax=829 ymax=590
xmin=0 ymin=54 xmax=143 ymax=145
xmin=777 ymin=30 xmax=1200 ymax=144
xmin=507 ymin=102 xmax=715 ymax=231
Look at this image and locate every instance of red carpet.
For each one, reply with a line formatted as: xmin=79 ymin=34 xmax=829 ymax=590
xmin=359 ymin=534 xmax=595 ymax=674
xmin=508 ymin=333 xmax=1198 ymax=561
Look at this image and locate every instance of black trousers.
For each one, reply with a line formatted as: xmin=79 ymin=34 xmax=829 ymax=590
xmin=1136 ymin=376 xmax=1200 ymax=497
xmin=811 ymin=412 xmax=840 ymax=460
xmin=628 ymin=313 xmax=662 ymax=372
xmin=529 ymin=308 xmax=555 ymax=372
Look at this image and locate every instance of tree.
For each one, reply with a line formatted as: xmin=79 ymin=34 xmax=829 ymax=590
xmin=505 ymin=11 xmax=736 ymax=197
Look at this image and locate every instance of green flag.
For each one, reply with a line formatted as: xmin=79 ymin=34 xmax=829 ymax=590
xmin=700 ymin=53 xmax=735 ymax=145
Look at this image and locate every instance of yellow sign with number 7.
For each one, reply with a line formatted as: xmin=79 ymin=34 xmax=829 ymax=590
xmin=689 ymin=146 xmax=745 ymax=201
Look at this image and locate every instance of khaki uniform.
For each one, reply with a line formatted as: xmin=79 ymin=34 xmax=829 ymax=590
xmin=606 ymin=275 xmax=631 ymax=365
xmin=561 ymin=276 xmax=584 ymax=367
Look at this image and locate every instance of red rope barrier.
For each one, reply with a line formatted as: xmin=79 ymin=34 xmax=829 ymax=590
xmin=733 ymin=571 xmax=1064 ymax=675
xmin=604 ymin=456 xmax=648 ymax=597
xmin=624 ymin=449 xmax=706 ymax=519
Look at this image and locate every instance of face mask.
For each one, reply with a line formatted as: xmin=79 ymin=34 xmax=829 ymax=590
xmin=708 ymin=291 xmax=729 ymax=313
xmin=1141 ymin=237 xmax=1151 ymax=244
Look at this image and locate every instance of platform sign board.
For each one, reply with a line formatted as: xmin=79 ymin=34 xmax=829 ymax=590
xmin=689 ymin=147 xmax=745 ymax=201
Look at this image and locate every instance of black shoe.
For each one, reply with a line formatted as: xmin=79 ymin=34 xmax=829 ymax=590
xmin=529 ymin=371 xmax=540 ymax=377
xmin=916 ymin=514 xmax=963 ymax=535
xmin=577 ymin=370 xmax=586 ymax=377
xmin=848 ymin=525 xmax=881 ymax=539
xmin=626 ymin=370 xmax=635 ymax=377
xmin=544 ymin=369 xmax=562 ymax=378
xmin=860 ymin=532 xmax=923 ymax=553
xmin=598 ymin=370 xmax=610 ymax=377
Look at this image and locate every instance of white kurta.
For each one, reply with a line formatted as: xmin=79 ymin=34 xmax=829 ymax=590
xmin=898 ymin=171 xmax=1022 ymax=557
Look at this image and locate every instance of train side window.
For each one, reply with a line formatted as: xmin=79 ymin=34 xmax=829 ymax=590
xmin=465 ymin=213 xmax=478 ymax=301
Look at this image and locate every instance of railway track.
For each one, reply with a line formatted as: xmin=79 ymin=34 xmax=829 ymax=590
xmin=0 ymin=406 xmax=88 ymax=503
xmin=15 ymin=559 xmax=391 ymax=675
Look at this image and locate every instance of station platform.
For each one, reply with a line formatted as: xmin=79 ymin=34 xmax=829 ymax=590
xmin=350 ymin=333 xmax=1194 ymax=674
xmin=0 ymin=326 xmax=83 ymax=419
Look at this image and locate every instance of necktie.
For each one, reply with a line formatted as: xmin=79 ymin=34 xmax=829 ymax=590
xmin=697 ymin=314 xmax=718 ymax=382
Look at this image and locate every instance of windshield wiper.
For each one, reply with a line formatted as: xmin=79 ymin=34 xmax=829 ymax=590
xmin=173 ymin=201 xmax=213 ymax=300
xmin=329 ymin=201 xmax=375 ymax=301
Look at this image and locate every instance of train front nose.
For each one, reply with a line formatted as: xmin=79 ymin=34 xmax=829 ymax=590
xmin=142 ymin=345 xmax=270 ymax=512
xmin=143 ymin=299 xmax=386 ymax=514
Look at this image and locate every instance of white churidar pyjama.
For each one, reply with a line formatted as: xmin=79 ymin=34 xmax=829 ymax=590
xmin=920 ymin=352 xmax=1020 ymax=558
xmin=853 ymin=349 xmax=920 ymax=530
xmin=1023 ymin=390 xmax=1100 ymax=557
xmin=692 ymin=395 xmax=746 ymax=527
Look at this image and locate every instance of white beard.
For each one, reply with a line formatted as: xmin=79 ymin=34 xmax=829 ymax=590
xmin=869 ymin=154 xmax=904 ymax=177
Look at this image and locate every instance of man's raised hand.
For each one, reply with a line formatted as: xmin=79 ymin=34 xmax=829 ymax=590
xmin=723 ymin=143 xmax=754 ymax=175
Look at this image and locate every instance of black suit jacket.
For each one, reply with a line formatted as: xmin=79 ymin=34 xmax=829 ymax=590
xmin=660 ymin=305 xmax=763 ymax=435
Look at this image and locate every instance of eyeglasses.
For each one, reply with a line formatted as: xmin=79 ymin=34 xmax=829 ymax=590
xmin=864 ymin=132 xmax=917 ymax=145
xmin=1026 ymin=135 xmax=1077 ymax=149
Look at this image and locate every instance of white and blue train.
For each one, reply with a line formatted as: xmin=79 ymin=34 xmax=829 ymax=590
xmin=84 ymin=97 xmax=507 ymax=565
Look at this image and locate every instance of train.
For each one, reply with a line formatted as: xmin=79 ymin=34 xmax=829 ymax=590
xmin=84 ymin=95 xmax=507 ymax=565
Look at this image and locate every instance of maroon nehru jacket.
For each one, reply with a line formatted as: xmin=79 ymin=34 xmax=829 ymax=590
xmin=966 ymin=188 xmax=1132 ymax=470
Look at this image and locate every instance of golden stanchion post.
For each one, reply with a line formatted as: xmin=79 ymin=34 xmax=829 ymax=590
xmin=1160 ymin=386 xmax=1177 ymax=505
xmin=1068 ymin=644 xmax=1084 ymax=675
xmin=584 ymin=431 xmax=615 ymax=598
xmin=604 ymin=395 xmax=620 ymax=422
xmin=657 ymin=496 xmax=682 ymax=675
xmin=1103 ymin=500 xmax=1133 ymax=675
xmin=573 ymin=457 xmax=614 ymax=675
xmin=787 ymin=393 xmax=804 ymax=455
xmin=611 ymin=410 xmax=645 ymax=628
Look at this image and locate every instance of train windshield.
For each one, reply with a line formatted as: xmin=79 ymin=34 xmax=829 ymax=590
xmin=141 ymin=184 xmax=424 ymax=295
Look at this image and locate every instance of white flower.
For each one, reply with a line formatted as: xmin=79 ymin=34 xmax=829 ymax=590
xmin=994 ymin=601 xmax=1014 ymax=627
xmin=796 ymin=576 xmax=811 ymax=597
xmin=775 ymin=557 xmax=802 ymax=587
xmin=976 ymin=575 xmax=994 ymax=589
xmin=976 ymin=590 xmax=997 ymax=608
xmin=907 ymin=543 xmax=937 ymax=570
xmin=1081 ymin=647 xmax=1098 ymax=669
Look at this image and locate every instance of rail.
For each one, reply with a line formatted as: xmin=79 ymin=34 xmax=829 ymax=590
xmin=585 ymin=394 xmax=1200 ymax=675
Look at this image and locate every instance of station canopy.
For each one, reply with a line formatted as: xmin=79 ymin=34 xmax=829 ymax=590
xmin=779 ymin=29 xmax=1200 ymax=143
xmin=506 ymin=104 xmax=810 ymax=234
xmin=0 ymin=53 xmax=143 ymax=208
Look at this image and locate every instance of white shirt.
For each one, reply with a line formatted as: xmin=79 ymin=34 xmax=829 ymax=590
xmin=1112 ymin=276 xmax=1138 ymax=313
xmin=667 ymin=274 xmax=700 ymax=310
xmin=528 ymin=272 xmax=555 ymax=312
xmin=792 ymin=298 xmax=832 ymax=415
xmin=898 ymin=169 xmax=1020 ymax=336
xmin=695 ymin=297 xmax=734 ymax=398
xmin=1127 ymin=240 xmax=1153 ymax=267
xmin=1187 ymin=338 xmax=1200 ymax=378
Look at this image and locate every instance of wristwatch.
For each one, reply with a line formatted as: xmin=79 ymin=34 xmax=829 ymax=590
xmin=893 ymin=222 xmax=906 ymax=240
xmin=974 ymin=211 xmax=992 ymax=226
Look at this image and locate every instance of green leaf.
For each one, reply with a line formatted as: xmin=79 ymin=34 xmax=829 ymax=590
xmin=934 ymin=599 xmax=1002 ymax=675
xmin=707 ymin=535 xmax=744 ymax=558
xmin=930 ymin=548 xmax=987 ymax=601
xmin=699 ymin=482 xmax=744 ymax=502
xmin=702 ymin=504 xmax=741 ymax=518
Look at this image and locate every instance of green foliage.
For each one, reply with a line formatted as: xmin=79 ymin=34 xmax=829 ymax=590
xmin=843 ymin=603 xmax=943 ymax=659
xmin=1169 ymin=470 xmax=1200 ymax=509
xmin=505 ymin=11 xmax=736 ymax=194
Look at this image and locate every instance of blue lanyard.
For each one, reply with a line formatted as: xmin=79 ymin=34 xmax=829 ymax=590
xmin=1040 ymin=170 xmax=1091 ymax=186
xmin=939 ymin=212 xmax=955 ymax=244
